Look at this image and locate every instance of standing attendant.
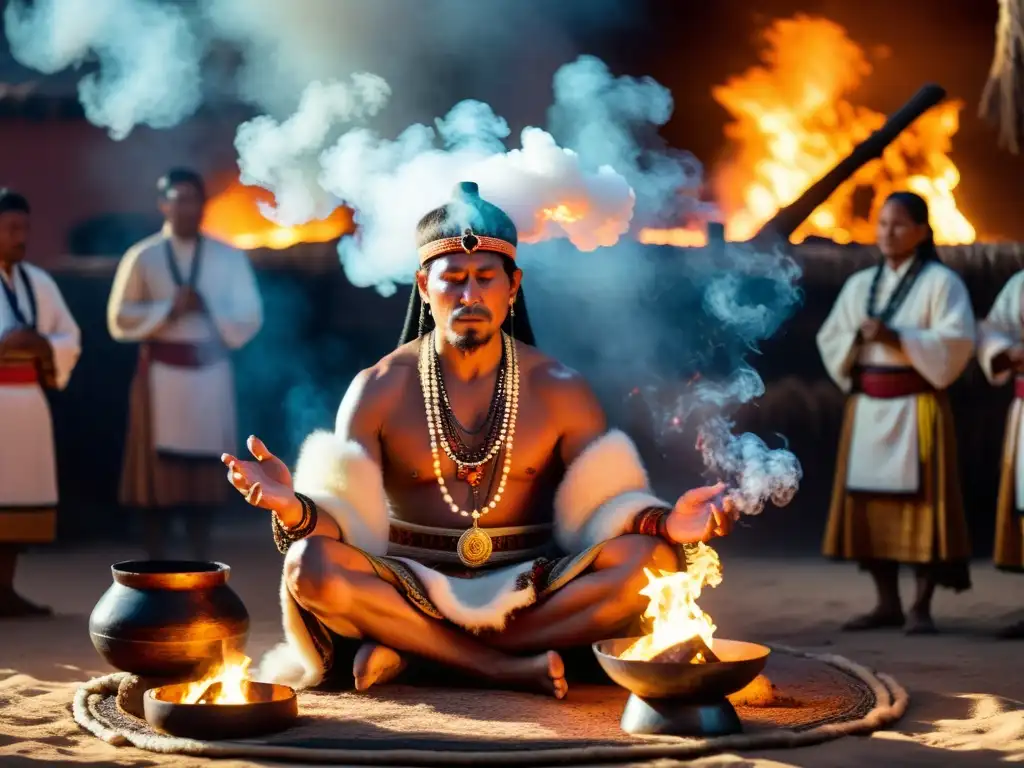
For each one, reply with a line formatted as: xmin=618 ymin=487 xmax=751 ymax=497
xmin=817 ymin=191 xmax=975 ymax=635
xmin=0 ymin=189 xmax=81 ymax=617
xmin=977 ymin=268 xmax=1024 ymax=638
xmin=107 ymin=169 xmax=263 ymax=560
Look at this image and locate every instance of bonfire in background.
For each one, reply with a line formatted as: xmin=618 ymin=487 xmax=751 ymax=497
xmin=202 ymin=178 xmax=355 ymax=250
xmin=642 ymin=15 xmax=976 ymax=248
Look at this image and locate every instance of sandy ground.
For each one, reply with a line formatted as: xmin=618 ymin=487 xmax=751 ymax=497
xmin=2 ymin=525 xmax=1024 ymax=768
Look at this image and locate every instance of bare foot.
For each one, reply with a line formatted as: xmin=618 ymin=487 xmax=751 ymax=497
xmin=353 ymin=642 xmax=407 ymax=691
xmin=496 ymin=650 xmax=567 ymax=700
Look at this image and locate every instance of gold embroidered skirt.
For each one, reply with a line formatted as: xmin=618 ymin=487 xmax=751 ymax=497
xmin=822 ymin=391 xmax=971 ymax=589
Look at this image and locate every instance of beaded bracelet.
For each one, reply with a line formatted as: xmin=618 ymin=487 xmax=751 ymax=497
xmin=271 ymin=492 xmax=319 ymax=554
xmin=631 ymin=506 xmax=672 ymax=541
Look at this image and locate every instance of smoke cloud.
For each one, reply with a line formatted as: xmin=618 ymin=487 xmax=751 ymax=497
xmin=4 ymin=0 xmax=802 ymax=516
xmin=4 ymin=0 xmax=202 ymax=139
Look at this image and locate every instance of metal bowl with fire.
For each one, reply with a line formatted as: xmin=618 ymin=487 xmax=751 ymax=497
xmin=143 ymin=648 xmax=298 ymax=740
xmin=89 ymin=560 xmax=298 ymax=739
xmin=593 ymin=542 xmax=771 ymax=737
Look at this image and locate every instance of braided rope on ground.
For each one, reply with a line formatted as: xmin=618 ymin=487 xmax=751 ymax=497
xmin=73 ymin=644 xmax=909 ymax=767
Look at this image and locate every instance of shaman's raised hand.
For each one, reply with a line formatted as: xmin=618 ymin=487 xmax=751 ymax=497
xmin=222 ymin=436 xmax=297 ymax=519
xmin=665 ymin=482 xmax=736 ymax=544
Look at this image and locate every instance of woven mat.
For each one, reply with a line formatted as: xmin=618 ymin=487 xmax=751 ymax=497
xmin=73 ymin=645 xmax=907 ymax=766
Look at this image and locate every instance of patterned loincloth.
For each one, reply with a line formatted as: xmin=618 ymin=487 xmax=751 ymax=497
xmin=295 ymin=539 xmax=607 ymax=681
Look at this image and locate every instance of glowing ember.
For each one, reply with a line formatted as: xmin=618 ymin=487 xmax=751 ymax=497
xmin=179 ymin=649 xmax=253 ymax=705
xmin=619 ymin=542 xmax=723 ymax=663
xmin=640 ymin=15 xmax=975 ymax=247
xmin=638 ymin=227 xmax=711 ymax=248
xmin=202 ymin=178 xmax=354 ymax=250
xmin=541 ymin=204 xmax=586 ymax=225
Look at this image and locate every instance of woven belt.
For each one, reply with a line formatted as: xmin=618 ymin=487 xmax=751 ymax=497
xmin=388 ymin=523 xmax=552 ymax=555
xmin=853 ymin=366 xmax=934 ymax=398
xmin=144 ymin=340 xmax=227 ymax=368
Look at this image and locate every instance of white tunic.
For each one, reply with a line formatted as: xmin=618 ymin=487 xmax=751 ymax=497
xmin=0 ymin=263 xmax=81 ymax=506
xmin=106 ymin=230 xmax=263 ymax=457
xmin=816 ymin=259 xmax=975 ymax=493
xmin=977 ymin=269 xmax=1024 ymax=509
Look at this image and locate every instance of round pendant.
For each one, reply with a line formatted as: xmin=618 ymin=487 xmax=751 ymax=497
xmin=457 ymin=526 xmax=493 ymax=568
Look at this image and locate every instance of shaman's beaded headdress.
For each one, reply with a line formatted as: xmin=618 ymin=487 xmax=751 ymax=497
xmin=415 ymin=182 xmax=518 ymax=267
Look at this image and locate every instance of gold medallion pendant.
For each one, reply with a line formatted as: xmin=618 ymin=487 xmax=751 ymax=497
xmin=457 ymin=524 xmax=493 ymax=568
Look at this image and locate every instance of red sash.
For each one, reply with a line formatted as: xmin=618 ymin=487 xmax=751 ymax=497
xmin=1015 ymin=377 xmax=1024 ymax=400
xmin=853 ymin=366 xmax=934 ymax=398
xmin=0 ymin=362 xmax=38 ymax=385
xmin=143 ymin=341 xmax=227 ymax=369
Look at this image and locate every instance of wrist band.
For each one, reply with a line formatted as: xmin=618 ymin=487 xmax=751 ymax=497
xmin=271 ymin=492 xmax=319 ymax=554
xmin=632 ymin=506 xmax=673 ymax=541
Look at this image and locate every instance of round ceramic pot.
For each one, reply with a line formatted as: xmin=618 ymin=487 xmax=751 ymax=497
xmin=89 ymin=560 xmax=250 ymax=678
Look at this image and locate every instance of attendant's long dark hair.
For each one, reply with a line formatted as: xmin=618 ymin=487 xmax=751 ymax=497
xmin=397 ymin=257 xmax=537 ymax=348
xmin=883 ymin=191 xmax=941 ymax=263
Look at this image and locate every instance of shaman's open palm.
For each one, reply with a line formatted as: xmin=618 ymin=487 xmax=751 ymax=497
xmin=222 ymin=436 xmax=296 ymax=518
xmin=666 ymin=482 xmax=736 ymax=544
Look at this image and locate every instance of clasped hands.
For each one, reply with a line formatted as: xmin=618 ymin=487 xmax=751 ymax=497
xmin=0 ymin=326 xmax=51 ymax=363
xmin=170 ymin=285 xmax=206 ymax=319
xmin=996 ymin=344 xmax=1024 ymax=375
xmin=857 ymin=318 xmax=900 ymax=348
xmin=223 ymin=435 xmax=737 ymax=545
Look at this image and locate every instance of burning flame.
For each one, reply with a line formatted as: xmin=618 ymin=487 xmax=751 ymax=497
xmin=640 ymin=15 xmax=976 ymax=247
xmin=179 ymin=649 xmax=253 ymax=705
xmin=619 ymin=542 xmax=723 ymax=662
xmin=202 ymin=178 xmax=354 ymax=250
xmin=541 ymin=204 xmax=586 ymax=225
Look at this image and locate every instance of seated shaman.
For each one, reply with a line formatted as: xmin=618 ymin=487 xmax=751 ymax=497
xmin=224 ymin=182 xmax=735 ymax=698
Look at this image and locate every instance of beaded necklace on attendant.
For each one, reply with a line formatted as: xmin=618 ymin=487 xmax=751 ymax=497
xmin=418 ymin=330 xmax=520 ymax=566
xmin=865 ymin=254 xmax=927 ymax=323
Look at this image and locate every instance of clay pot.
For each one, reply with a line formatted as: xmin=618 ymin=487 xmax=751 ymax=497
xmin=89 ymin=560 xmax=249 ymax=678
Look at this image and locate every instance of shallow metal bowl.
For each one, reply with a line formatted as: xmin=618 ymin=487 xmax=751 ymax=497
xmin=143 ymin=681 xmax=297 ymax=740
xmin=592 ymin=637 xmax=771 ymax=702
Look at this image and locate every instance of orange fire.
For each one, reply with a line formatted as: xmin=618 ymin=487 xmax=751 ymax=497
xmin=541 ymin=204 xmax=586 ymax=225
xmin=202 ymin=178 xmax=354 ymax=251
xmin=179 ymin=648 xmax=254 ymax=705
xmin=619 ymin=542 xmax=723 ymax=662
xmin=640 ymin=15 xmax=976 ymax=248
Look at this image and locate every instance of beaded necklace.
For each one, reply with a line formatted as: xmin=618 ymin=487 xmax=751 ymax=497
xmin=865 ymin=255 xmax=927 ymax=324
xmin=418 ymin=331 xmax=520 ymax=566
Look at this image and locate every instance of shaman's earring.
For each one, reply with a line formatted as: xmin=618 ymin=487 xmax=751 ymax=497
xmin=509 ymin=297 xmax=516 ymax=340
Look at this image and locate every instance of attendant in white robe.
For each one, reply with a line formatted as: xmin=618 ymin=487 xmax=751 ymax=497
xmin=817 ymin=192 xmax=975 ymax=635
xmin=977 ymin=270 xmax=1024 ymax=638
xmin=0 ymin=189 xmax=81 ymax=617
xmin=107 ymin=169 xmax=263 ymax=561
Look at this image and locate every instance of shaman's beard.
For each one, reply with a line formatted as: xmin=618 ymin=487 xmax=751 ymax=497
xmin=447 ymin=325 xmax=494 ymax=351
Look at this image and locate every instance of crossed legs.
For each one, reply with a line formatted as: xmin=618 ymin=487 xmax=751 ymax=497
xmin=284 ymin=534 xmax=677 ymax=697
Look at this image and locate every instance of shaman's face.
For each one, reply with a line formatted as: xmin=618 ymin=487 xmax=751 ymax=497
xmin=419 ymin=251 xmax=521 ymax=351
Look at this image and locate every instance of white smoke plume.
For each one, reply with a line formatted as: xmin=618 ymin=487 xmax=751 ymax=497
xmin=4 ymin=0 xmax=201 ymax=140
xmin=234 ymin=74 xmax=393 ymax=227
xmin=3 ymin=0 xmax=802 ymax=516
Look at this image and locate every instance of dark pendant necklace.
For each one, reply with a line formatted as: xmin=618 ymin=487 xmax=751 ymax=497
xmin=866 ymin=256 xmax=927 ymax=324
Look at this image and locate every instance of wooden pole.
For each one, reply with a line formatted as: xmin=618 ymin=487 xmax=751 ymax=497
xmin=750 ymin=84 xmax=948 ymax=247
